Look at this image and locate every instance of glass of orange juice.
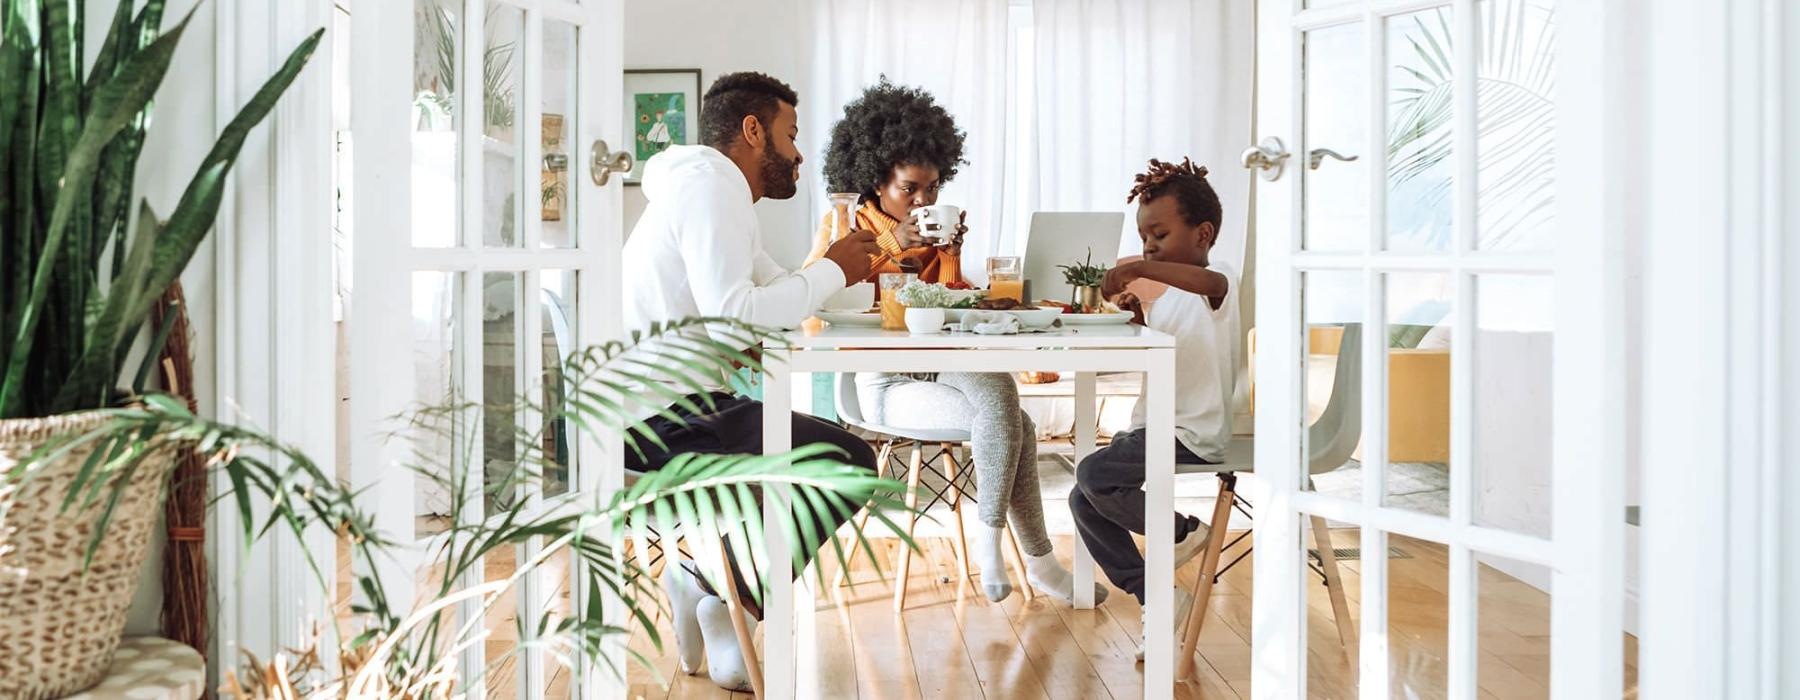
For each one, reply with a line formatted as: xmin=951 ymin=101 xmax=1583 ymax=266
xmin=879 ymin=273 xmax=916 ymax=330
xmin=987 ymin=256 xmax=1023 ymax=302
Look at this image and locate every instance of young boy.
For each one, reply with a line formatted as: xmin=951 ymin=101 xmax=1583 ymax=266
xmin=1068 ymin=157 xmax=1239 ymax=659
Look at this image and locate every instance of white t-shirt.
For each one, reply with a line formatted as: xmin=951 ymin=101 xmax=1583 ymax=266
xmin=1130 ymin=260 xmax=1240 ymax=462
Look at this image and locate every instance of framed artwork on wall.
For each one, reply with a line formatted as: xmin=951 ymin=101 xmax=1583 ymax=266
xmin=623 ymin=69 xmax=702 ymax=185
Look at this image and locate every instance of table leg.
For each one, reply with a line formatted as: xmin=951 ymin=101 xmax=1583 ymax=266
xmin=1072 ymin=372 xmax=1098 ymax=609
xmin=761 ymin=355 xmax=795 ymax=699
xmin=1143 ymin=348 xmax=1177 ymax=695
xmin=794 ymin=372 xmax=819 ymax=698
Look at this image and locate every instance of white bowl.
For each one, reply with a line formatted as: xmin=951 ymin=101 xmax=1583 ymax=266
xmin=904 ymin=307 xmax=946 ymax=334
xmin=1006 ymin=307 xmax=1063 ymax=330
xmin=822 ymin=282 xmax=876 ymax=313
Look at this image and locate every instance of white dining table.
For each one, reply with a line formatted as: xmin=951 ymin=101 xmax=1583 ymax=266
xmin=758 ymin=321 xmax=1184 ymax=698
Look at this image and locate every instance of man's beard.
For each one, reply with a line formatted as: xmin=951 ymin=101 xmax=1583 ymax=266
xmin=759 ymin=148 xmax=800 ymax=200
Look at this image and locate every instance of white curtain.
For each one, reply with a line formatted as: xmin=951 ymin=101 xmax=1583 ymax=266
xmin=798 ymin=0 xmax=1011 ymax=282
xmin=1027 ymin=0 xmax=1254 ymax=272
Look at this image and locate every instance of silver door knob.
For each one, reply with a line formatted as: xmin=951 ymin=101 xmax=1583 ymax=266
xmin=1240 ymin=137 xmax=1290 ymax=182
xmin=590 ymin=139 xmax=634 ymax=186
xmin=1307 ymin=148 xmax=1360 ymax=170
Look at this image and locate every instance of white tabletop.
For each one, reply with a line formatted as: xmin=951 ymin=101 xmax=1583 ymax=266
xmin=785 ymin=322 xmax=1174 ymax=350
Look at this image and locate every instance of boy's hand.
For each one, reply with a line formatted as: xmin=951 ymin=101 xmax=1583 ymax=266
xmin=1102 ymin=261 xmax=1143 ymax=297
xmin=1115 ymin=291 xmax=1147 ymax=326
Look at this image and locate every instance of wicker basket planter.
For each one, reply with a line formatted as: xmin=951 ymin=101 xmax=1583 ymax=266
xmin=0 ymin=411 xmax=177 ymax=700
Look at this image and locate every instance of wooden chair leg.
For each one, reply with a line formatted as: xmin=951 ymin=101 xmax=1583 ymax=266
xmin=892 ymin=443 xmax=926 ymax=613
xmin=1177 ymin=474 xmax=1238 ymax=681
xmin=1311 ymin=514 xmax=1359 ymax=667
xmin=717 ymin=547 xmax=764 ymax=697
xmin=1004 ymin=524 xmax=1036 ymax=602
xmin=834 ymin=441 xmax=892 ymax=589
xmin=944 ymin=444 xmax=978 ymax=597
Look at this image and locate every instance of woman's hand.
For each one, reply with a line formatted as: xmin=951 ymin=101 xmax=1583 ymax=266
xmin=941 ymin=210 xmax=968 ymax=254
xmin=1101 ymin=261 xmax=1143 ymax=297
xmin=1115 ymin=291 xmax=1147 ymax=326
xmin=895 ymin=213 xmax=929 ymax=250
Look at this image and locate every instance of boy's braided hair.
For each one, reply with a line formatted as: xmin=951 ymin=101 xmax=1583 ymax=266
xmin=1127 ymin=157 xmax=1222 ymax=230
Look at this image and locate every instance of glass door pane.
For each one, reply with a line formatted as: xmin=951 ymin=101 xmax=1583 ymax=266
xmin=1303 ymin=22 xmax=1370 ymax=253
xmin=484 ymin=3 xmax=526 ymax=247
xmin=1475 ymin=0 xmax=1557 ymax=252
xmin=414 ymin=0 xmax=460 ymax=248
xmin=541 ymin=21 xmax=578 ymax=248
xmin=1385 ymin=7 xmax=1456 ymax=253
xmin=1383 ymin=272 xmax=1452 ymax=515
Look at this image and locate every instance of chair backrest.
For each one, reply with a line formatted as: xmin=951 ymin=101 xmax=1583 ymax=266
xmin=835 ymin=372 xmax=868 ymax=429
xmin=1307 ymin=323 xmax=1363 ymax=475
xmin=1022 ymin=212 xmax=1125 ymax=303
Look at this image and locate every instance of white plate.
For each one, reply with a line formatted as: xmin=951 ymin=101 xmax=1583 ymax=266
xmin=1056 ymin=310 xmax=1135 ymax=326
xmin=817 ymin=311 xmax=881 ymax=327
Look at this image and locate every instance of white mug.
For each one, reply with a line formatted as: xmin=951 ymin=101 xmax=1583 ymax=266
xmin=910 ymin=205 xmax=962 ymax=244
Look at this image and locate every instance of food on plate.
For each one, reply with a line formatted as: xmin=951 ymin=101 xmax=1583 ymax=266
xmin=1037 ymin=300 xmax=1074 ymax=314
xmin=974 ymin=297 xmax=1024 ymax=311
xmin=944 ymin=279 xmax=973 ymax=290
xmin=1017 ymin=371 xmax=1061 ymax=384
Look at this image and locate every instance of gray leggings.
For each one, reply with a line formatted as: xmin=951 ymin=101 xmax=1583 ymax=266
xmin=855 ymin=372 xmax=1051 ymax=556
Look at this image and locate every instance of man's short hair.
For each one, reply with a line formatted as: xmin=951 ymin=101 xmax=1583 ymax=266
xmin=700 ymin=72 xmax=799 ymax=151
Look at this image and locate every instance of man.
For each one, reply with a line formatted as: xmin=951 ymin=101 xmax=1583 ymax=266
xmin=621 ymin=71 xmax=900 ymax=691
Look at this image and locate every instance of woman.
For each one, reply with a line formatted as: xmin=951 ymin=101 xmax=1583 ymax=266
xmin=809 ymin=80 xmax=1102 ymax=605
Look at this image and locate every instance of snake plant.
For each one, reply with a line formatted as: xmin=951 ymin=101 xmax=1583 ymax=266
xmin=0 ymin=0 xmax=322 ymax=419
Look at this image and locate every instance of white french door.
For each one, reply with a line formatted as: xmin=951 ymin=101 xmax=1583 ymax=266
xmin=1248 ymin=0 xmax=1624 ymax=698
xmin=348 ymin=0 xmax=627 ymax=698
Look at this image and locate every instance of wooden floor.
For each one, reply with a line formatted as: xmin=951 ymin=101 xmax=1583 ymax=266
xmin=619 ymin=531 xmax=1639 ymax=700
xmin=343 ymin=528 xmax=1638 ymax=699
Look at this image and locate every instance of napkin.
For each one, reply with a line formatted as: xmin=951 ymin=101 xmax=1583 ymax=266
xmin=956 ymin=310 xmax=1023 ymax=335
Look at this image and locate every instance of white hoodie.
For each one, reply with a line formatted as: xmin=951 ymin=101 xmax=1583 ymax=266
xmin=622 ymin=145 xmax=845 ymax=386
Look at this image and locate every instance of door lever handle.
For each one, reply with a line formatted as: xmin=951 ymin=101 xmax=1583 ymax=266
xmin=590 ymin=139 xmax=634 ymax=186
xmin=1239 ymin=137 xmax=1291 ymax=182
xmin=1307 ymin=148 xmax=1359 ymax=170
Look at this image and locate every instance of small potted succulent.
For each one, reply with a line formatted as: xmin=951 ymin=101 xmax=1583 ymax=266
xmin=895 ymin=280 xmax=955 ymax=334
xmin=1058 ymin=248 xmax=1111 ymax=313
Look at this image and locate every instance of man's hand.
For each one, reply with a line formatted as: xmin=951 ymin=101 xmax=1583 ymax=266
xmin=823 ymin=229 xmax=882 ymax=285
xmin=1115 ymin=290 xmax=1147 ymax=326
xmin=1101 ymin=260 xmax=1143 ymax=297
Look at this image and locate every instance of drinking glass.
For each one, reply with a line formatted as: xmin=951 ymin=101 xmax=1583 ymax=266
xmin=987 ymin=256 xmax=1023 ymax=303
xmin=879 ymin=272 xmax=916 ymax=331
xmin=827 ymin=193 xmax=860 ymax=243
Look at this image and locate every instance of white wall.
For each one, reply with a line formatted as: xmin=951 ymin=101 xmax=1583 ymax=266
xmin=621 ymin=0 xmax=816 ymax=268
xmin=82 ymin=0 xmax=219 ymax=639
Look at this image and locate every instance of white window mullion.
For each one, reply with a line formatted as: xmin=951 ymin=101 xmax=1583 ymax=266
xmin=519 ymin=265 xmax=548 ymax=699
xmin=1359 ymin=5 xmax=1392 ymax=695
xmin=457 ymin=1 xmax=489 ymax=695
xmin=522 ymin=12 xmax=544 ymax=251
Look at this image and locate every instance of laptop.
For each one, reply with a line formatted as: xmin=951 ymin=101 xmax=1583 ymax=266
xmin=1021 ymin=212 xmax=1126 ymax=305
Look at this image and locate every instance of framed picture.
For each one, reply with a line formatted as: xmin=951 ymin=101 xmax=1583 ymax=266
xmin=623 ymin=69 xmax=702 ymax=185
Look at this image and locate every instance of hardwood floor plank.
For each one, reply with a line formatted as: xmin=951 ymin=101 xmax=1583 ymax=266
xmin=379 ymin=523 xmax=1627 ymax=699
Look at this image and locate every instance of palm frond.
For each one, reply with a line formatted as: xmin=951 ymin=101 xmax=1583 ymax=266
xmin=1384 ymin=0 xmax=1555 ymax=250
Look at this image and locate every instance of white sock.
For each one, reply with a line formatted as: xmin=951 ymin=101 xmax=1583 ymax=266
xmin=975 ymin=525 xmax=1012 ymax=602
xmin=660 ymin=562 xmax=708 ymax=675
xmin=696 ymin=595 xmax=755 ymax=691
xmin=1025 ymin=550 xmax=1109 ymax=605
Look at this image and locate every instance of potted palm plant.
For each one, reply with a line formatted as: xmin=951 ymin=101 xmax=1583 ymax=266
xmin=182 ymin=318 xmax=910 ymax=699
xmin=0 ymin=2 xmax=324 ymax=695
